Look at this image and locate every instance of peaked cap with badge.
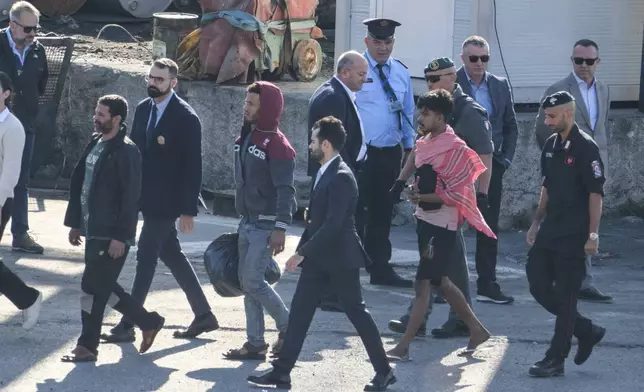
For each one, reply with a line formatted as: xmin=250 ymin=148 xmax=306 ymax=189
xmin=363 ymin=18 xmax=401 ymax=40
xmin=424 ymin=57 xmax=455 ymax=73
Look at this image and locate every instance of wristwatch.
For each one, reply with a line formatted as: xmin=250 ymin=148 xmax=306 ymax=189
xmin=589 ymin=232 xmax=599 ymax=241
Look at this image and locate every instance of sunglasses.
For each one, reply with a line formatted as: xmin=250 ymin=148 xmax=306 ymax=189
xmin=469 ymin=55 xmax=490 ymax=63
xmin=573 ymin=57 xmax=598 ymax=66
xmin=14 ymin=21 xmax=39 ymax=34
xmin=425 ymin=72 xmax=455 ymax=83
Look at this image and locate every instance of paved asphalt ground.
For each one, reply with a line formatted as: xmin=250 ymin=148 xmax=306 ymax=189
xmin=1 ymin=197 xmax=643 ymax=392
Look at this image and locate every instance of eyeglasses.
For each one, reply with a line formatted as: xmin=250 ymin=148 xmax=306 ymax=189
xmin=425 ymin=72 xmax=456 ymax=83
xmin=13 ymin=21 xmax=39 ymax=34
xmin=573 ymin=57 xmax=598 ymax=66
xmin=145 ymin=75 xmax=167 ymax=84
xmin=469 ymin=55 xmax=489 ymax=63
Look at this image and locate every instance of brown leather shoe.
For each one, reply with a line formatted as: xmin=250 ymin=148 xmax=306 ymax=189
xmin=140 ymin=316 xmax=165 ymax=354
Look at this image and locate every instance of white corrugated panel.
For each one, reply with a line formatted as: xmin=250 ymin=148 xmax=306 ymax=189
xmin=453 ymin=0 xmax=472 ymax=60
xmin=349 ymin=0 xmax=373 ymax=53
xmin=488 ymin=0 xmax=644 ymax=102
xmin=379 ymin=0 xmax=455 ymax=77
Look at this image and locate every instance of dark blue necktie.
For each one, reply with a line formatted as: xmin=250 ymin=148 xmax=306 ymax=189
xmin=147 ymin=104 xmax=157 ymax=138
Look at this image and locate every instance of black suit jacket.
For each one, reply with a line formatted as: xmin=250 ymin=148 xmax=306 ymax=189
xmin=296 ymin=157 xmax=369 ymax=270
xmin=456 ymin=67 xmax=518 ymax=166
xmin=307 ymin=77 xmax=362 ymax=177
xmin=129 ymin=93 xmax=202 ymax=220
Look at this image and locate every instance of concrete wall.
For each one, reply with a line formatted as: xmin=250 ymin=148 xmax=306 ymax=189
xmin=50 ymin=60 xmax=644 ymax=229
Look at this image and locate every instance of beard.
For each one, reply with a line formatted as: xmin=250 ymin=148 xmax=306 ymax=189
xmin=94 ymin=121 xmax=112 ymax=134
xmin=148 ymin=85 xmax=170 ymax=98
xmin=310 ymin=147 xmax=324 ymax=162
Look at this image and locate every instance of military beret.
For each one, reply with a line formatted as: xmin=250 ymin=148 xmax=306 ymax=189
xmin=424 ymin=57 xmax=455 ymax=73
xmin=541 ymin=91 xmax=575 ymax=109
xmin=363 ymin=18 xmax=401 ymax=40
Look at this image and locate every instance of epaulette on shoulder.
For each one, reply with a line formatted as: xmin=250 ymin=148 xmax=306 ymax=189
xmin=394 ymin=58 xmax=408 ymax=69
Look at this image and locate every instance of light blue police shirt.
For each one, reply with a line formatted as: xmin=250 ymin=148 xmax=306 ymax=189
xmin=356 ymin=52 xmax=415 ymax=150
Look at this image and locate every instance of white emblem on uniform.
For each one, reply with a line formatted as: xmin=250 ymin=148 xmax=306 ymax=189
xmin=549 ymin=97 xmax=557 ymax=105
xmin=564 ymin=140 xmax=570 ymax=150
xmin=591 ymin=160 xmax=602 ymax=178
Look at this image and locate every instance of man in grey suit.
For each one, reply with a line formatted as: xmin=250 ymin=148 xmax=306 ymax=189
xmin=534 ymin=39 xmax=612 ymax=303
xmin=456 ymin=36 xmax=518 ymax=305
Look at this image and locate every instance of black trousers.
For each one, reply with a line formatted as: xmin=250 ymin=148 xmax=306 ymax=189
xmin=272 ymin=265 xmax=390 ymax=376
xmin=79 ymin=239 xmax=160 ymax=355
xmin=356 ymin=145 xmax=402 ymax=273
xmin=119 ymin=218 xmax=210 ymax=330
xmin=475 ymin=159 xmax=505 ymax=287
xmin=526 ymin=237 xmax=594 ymax=359
xmin=0 ymin=198 xmax=39 ymax=310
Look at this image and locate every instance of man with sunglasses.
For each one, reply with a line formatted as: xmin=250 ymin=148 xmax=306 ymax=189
xmin=100 ymin=58 xmax=219 ymax=344
xmin=0 ymin=1 xmax=48 ymax=254
xmin=389 ymin=57 xmax=493 ymax=339
xmin=456 ymin=35 xmax=518 ymax=305
xmin=534 ymin=39 xmax=612 ymax=304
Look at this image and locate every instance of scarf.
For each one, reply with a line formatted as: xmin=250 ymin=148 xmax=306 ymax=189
xmin=414 ymin=126 xmax=496 ymax=239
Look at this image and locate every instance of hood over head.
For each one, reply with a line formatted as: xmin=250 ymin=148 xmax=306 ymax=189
xmin=254 ymin=81 xmax=284 ymax=132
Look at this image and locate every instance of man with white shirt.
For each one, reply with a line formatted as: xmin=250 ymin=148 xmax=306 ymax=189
xmin=306 ymin=50 xmax=369 ymax=312
xmin=0 ymin=70 xmax=42 ymax=329
xmin=534 ymin=39 xmax=612 ymax=303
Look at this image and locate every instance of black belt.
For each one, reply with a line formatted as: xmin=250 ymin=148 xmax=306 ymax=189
xmin=366 ymin=144 xmax=400 ymax=152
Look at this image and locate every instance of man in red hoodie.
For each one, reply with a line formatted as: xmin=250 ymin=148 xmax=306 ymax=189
xmin=224 ymin=81 xmax=296 ymax=360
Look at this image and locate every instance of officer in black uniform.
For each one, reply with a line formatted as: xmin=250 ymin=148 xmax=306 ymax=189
xmin=526 ymin=91 xmax=606 ymax=377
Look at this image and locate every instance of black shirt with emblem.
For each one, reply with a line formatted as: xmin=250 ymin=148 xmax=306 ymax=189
xmin=538 ymin=124 xmax=605 ymax=243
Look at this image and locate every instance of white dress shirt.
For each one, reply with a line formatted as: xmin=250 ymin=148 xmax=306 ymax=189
xmin=573 ymin=72 xmax=598 ymax=130
xmin=314 ymin=154 xmax=340 ymax=189
xmin=334 ymin=76 xmax=367 ymax=162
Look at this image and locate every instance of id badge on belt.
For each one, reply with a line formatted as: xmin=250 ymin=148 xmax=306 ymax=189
xmin=388 ymin=100 xmax=403 ymax=113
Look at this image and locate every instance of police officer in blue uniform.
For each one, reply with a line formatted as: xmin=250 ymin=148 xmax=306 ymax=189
xmin=356 ymin=18 xmax=415 ymax=287
xmin=526 ymin=91 xmax=606 ymax=377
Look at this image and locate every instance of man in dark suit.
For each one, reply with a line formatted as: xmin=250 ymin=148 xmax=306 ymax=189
xmin=306 ymin=50 xmax=368 ymax=312
xmin=456 ymin=35 xmax=518 ymax=304
xmin=100 ymin=58 xmax=218 ymax=344
xmin=247 ymin=116 xmax=395 ymax=391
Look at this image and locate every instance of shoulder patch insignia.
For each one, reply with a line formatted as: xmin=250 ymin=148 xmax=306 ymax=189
xmin=394 ymin=58 xmax=408 ymax=69
xmin=591 ymin=160 xmax=602 ymax=178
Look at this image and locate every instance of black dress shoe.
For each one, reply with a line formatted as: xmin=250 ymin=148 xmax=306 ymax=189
xmin=100 ymin=325 xmax=136 ymax=343
xmin=528 ymin=357 xmax=564 ymax=377
xmin=431 ymin=319 xmax=469 ymax=338
xmin=173 ymin=312 xmax=219 ymax=339
xmin=247 ymin=369 xmax=292 ymax=389
xmin=364 ymin=369 xmax=396 ymax=391
xmin=370 ymin=269 xmax=413 ymax=288
xmin=578 ymin=288 xmax=613 ymax=303
xmin=387 ymin=317 xmax=426 ymax=337
xmin=575 ymin=325 xmax=606 ymax=365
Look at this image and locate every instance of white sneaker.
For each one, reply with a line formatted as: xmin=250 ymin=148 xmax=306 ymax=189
xmin=22 ymin=291 xmax=42 ymax=330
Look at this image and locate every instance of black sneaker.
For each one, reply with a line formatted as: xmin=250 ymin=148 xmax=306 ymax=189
xmin=12 ymin=233 xmax=44 ymax=254
xmin=431 ymin=319 xmax=469 ymax=338
xmin=387 ymin=317 xmax=426 ymax=337
xmin=476 ymin=283 xmax=514 ymax=304
xmin=529 ymin=357 xmax=564 ymax=377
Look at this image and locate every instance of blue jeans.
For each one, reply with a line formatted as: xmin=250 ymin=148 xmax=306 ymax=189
xmin=11 ymin=133 xmax=35 ymax=237
xmin=237 ymin=219 xmax=289 ymax=347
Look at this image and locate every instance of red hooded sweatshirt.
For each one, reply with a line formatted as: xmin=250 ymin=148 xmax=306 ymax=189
xmin=233 ymin=81 xmax=297 ymax=231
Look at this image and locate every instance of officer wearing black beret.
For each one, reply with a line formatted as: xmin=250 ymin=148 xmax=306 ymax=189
xmin=525 ymin=90 xmax=606 ymax=377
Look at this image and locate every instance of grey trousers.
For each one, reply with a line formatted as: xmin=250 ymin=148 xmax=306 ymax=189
xmin=238 ymin=219 xmax=290 ymax=346
xmin=404 ymin=229 xmax=472 ymax=324
xmin=580 ymin=255 xmax=596 ymax=290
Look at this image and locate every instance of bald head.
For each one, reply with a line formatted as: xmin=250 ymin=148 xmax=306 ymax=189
xmin=336 ymin=51 xmax=368 ymax=92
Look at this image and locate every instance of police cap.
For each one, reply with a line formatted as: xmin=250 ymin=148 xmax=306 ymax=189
xmin=541 ymin=91 xmax=575 ymax=109
xmin=424 ymin=57 xmax=455 ymax=73
xmin=363 ymin=18 xmax=401 ymax=40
